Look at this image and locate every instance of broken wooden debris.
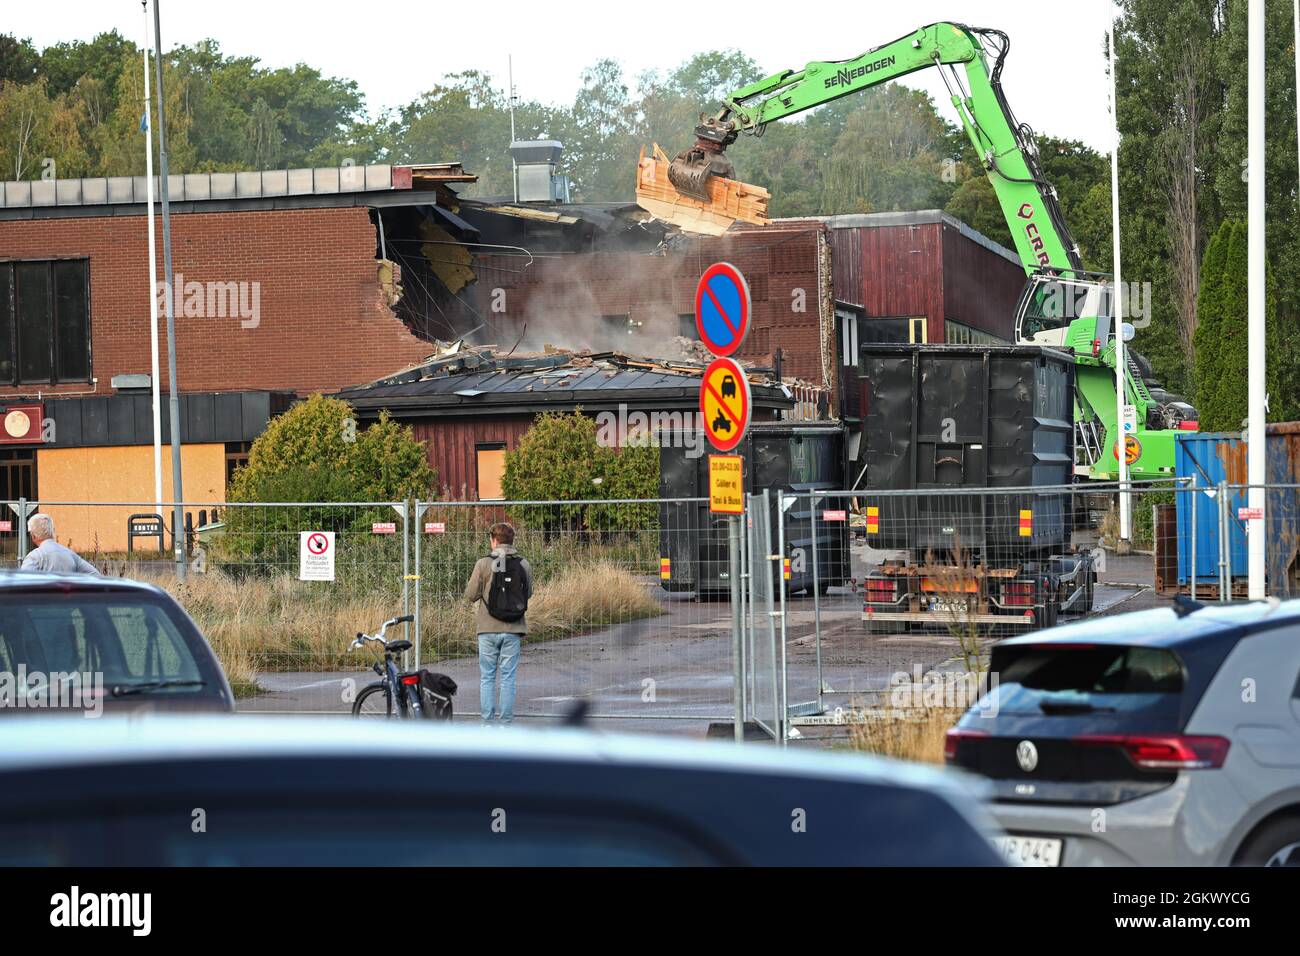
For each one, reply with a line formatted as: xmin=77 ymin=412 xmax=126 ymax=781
xmin=634 ymin=145 xmax=771 ymax=236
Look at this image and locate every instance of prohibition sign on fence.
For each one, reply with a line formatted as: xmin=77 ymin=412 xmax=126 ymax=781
xmin=700 ymin=356 xmax=751 ymax=452
xmin=694 ymin=262 xmax=751 ymax=357
xmin=307 ymin=533 xmax=330 ymax=555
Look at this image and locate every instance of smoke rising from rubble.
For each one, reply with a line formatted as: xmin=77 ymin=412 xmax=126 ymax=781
xmin=482 ymin=256 xmax=707 ymax=361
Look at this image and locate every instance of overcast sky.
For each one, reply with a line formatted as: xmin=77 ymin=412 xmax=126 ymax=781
xmin=10 ymin=1 xmax=1121 ymax=152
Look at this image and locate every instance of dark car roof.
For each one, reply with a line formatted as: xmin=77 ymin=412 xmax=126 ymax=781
xmin=997 ymin=599 xmax=1300 ymax=652
xmin=0 ymin=570 xmax=167 ymax=595
xmin=0 ymin=717 xmax=1002 ymax=865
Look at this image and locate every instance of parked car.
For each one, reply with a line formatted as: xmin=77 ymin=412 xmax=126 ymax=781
xmin=0 ymin=716 xmax=1005 ymax=865
xmin=0 ymin=572 xmax=234 ymax=715
xmin=946 ymin=598 xmax=1300 ymax=866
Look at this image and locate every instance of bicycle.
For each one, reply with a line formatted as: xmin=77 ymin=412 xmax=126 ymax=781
xmin=350 ymin=614 xmax=422 ymax=718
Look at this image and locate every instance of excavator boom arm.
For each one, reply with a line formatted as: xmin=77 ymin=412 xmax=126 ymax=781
xmin=694 ymin=22 xmax=1083 ymax=277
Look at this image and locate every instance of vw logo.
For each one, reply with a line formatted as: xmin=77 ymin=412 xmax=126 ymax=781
xmin=1016 ymin=740 xmax=1039 ymax=772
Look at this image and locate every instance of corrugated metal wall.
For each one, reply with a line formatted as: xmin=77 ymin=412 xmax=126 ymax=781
xmin=829 ymin=220 xmax=1024 ymax=343
xmin=409 ymin=416 xmax=533 ymax=500
xmin=939 ymin=222 xmax=1025 ymax=341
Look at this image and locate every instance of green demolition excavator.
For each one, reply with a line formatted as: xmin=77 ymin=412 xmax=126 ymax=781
xmin=667 ymin=21 xmax=1197 ymax=481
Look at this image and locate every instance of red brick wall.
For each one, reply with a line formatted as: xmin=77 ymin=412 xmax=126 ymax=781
xmin=0 ymin=206 xmax=432 ymax=397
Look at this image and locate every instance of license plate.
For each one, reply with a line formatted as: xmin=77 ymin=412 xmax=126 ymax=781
xmin=929 ymin=599 xmax=970 ymax=613
xmin=992 ymin=835 xmax=1063 ymax=867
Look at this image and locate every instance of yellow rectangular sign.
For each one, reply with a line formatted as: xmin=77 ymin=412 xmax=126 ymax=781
xmin=708 ymin=455 xmax=744 ymax=515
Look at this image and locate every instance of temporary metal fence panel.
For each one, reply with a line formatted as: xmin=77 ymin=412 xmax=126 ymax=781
xmin=744 ymin=491 xmax=781 ymax=740
xmin=3 ymin=500 xmax=412 ymax=687
xmin=413 ymin=496 xmax=734 ymax=722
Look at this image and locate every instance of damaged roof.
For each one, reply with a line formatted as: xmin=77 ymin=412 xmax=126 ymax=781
xmin=336 ymin=347 xmax=793 ymax=418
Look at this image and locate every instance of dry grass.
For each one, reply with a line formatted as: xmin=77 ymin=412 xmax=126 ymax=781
xmin=846 ymin=707 xmax=965 ymax=764
xmin=147 ymin=559 xmax=663 ymax=695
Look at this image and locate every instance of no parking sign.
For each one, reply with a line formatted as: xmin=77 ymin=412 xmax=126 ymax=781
xmin=695 ymin=262 xmax=751 ymax=357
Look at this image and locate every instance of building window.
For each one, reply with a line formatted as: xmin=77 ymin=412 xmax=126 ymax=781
xmin=944 ymin=319 xmax=1005 ymax=345
xmin=0 ymin=259 xmax=92 ymax=386
xmin=601 ymin=314 xmax=632 ymax=338
xmin=225 ymin=441 xmax=252 ymax=487
xmin=858 ymin=317 xmax=927 ymax=345
xmin=678 ymin=314 xmax=695 ymax=338
xmin=476 ymin=442 xmax=507 ymax=501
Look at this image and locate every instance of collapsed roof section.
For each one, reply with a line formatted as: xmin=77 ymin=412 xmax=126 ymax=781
xmin=335 ymin=344 xmax=794 ymax=418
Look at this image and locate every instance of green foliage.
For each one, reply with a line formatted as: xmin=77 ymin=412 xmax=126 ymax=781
xmin=1193 ymin=221 xmax=1231 ymax=423
xmin=1193 ymin=221 xmax=1284 ymax=431
xmin=501 ymin=410 xmax=659 ymax=531
xmin=217 ymin=394 xmax=433 ymax=570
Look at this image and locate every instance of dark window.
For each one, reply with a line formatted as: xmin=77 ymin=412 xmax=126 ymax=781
xmin=0 ymin=267 xmax=13 ymax=384
xmin=601 ymin=314 xmax=631 ymax=337
xmin=225 ymin=441 xmax=251 ymax=487
xmin=0 ymin=259 xmax=91 ymax=386
xmin=678 ymin=313 xmax=696 ymax=338
xmin=15 ymin=262 xmax=51 ymax=383
xmin=54 ymin=261 xmax=90 ymax=381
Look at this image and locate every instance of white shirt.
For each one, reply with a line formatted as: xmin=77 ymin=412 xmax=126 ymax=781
xmin=20 ymin=539 xmax=101 ymax=575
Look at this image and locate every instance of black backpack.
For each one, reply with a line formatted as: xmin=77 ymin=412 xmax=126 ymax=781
xmin=486 ymin=554 xmax=529 ymax=622
xmin=418 ymin=670 xmax=457 ymax=721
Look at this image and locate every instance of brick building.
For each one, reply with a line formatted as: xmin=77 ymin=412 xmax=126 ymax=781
xmin=0 ymin=163 xmax=475 ymax=551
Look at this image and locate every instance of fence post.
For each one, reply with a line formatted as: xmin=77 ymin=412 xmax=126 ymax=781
xmin=728 ymin=512 xmax=743 ymax=743
xmin=1189 ymin=475 xmax=1197 ymax=602
xmin=809 ymin=493 xmax=823 ymax=712
xmin=1217 ymin=480 xmax=1230 ymax=602
xmin=413 ymin=500 xmax=424 ymax=669
xmin=16 ymin=497 xmax=27 ymax=561
xmin=776 ymin=490 xmax=789 ymax=747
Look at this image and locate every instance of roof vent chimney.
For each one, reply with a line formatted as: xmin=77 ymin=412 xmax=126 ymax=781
xmin=510 ymin=140 xmax=570 ymax=203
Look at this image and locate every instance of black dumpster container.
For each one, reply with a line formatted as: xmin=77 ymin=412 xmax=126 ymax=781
xmin=855 ymin=343 xmax=1074 ymax=561
xmin=659 ymin=422 xmax=849 ymax=596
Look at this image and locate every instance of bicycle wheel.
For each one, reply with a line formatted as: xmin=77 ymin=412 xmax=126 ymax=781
xmin=352 ymin=682 xmax=393 ymax=717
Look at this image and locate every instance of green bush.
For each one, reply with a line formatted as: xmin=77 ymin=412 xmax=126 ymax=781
xmin=213 ymin=394 xmax=434 ymax=574
xmin=501 ymin=410 xmax=660 ymax=533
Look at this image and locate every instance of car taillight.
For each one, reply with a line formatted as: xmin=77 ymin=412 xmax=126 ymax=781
xmin=400 ymin=675 xmax=421 ymax=686
xmin=1072 ymin=734 xmax=1230 ymax=770
xmin=943 ymin=728 xmax=989 ymax=762
xmin=1003 ymin=581 xmax=1035 ymax=606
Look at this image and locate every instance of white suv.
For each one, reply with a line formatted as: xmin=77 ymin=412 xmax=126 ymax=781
xmin=946 ymin=599 xmax=1300 ymax=866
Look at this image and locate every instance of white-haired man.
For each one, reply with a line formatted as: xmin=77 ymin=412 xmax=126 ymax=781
xmin=20 ymin=514 xmax=99 ymax=575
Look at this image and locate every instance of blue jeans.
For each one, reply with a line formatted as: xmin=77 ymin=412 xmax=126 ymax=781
xmin=478 ymin=632 xmax=521 ymax=723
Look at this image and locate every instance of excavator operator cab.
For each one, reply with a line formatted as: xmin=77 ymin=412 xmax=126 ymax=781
xmin=1014 ymin=273 xmax=1111 ymax=348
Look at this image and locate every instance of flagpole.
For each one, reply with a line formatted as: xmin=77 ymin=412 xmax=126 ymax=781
xmin=142 ymin=0 xmax=163 ymax=513
xmin=1109 ymin=12 xmax=1130 ymax=545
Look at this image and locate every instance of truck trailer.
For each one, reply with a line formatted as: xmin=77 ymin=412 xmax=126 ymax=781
xmin=854 ymin=343 xmax=1095 ymax=632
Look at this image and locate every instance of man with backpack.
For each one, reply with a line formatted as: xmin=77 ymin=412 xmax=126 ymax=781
xmin=462 ymin=522 xmax=533 ymax=724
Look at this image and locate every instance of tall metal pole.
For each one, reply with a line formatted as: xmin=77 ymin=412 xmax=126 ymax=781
xmin=1108 ymin=15 xmax=1131 ymax=545
xmin=141 ymin=2 xmax=163 ymax=513
xmin=728 ymin=513 xmax=743 ymax=742
xmin=508 ymin=55 xmax=518 ymax=203
xmin=153 ymin=0 xmax=186 ymax=580
xmin=1247 ymin=0 xmax=1267 ymax=599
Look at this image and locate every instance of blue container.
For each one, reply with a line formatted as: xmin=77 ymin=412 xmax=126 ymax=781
xmin=1174 ymin=426 xmax=1300 ymax=595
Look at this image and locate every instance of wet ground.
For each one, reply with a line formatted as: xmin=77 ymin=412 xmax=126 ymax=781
xmin=239 ymin=537 xmax=1165 ymax=744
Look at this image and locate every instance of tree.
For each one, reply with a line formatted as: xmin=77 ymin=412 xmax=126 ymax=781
xmin=1192 ymin=221 xmax=1231 ymax=423
xmin=230 ymin=393 xmax=433 ymax=503
xmin=220 ymin=395 xmax=434 ymax=569
xmin=501 ymin=410 xmax=658 ymax=532
xmin=1113 ymin=0 xmax=1226 ymax=398
xmin=1195 ymin=222 xmax=1283 ymax=430
xmin=0 ymin=34 xmax=39 ymax=85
